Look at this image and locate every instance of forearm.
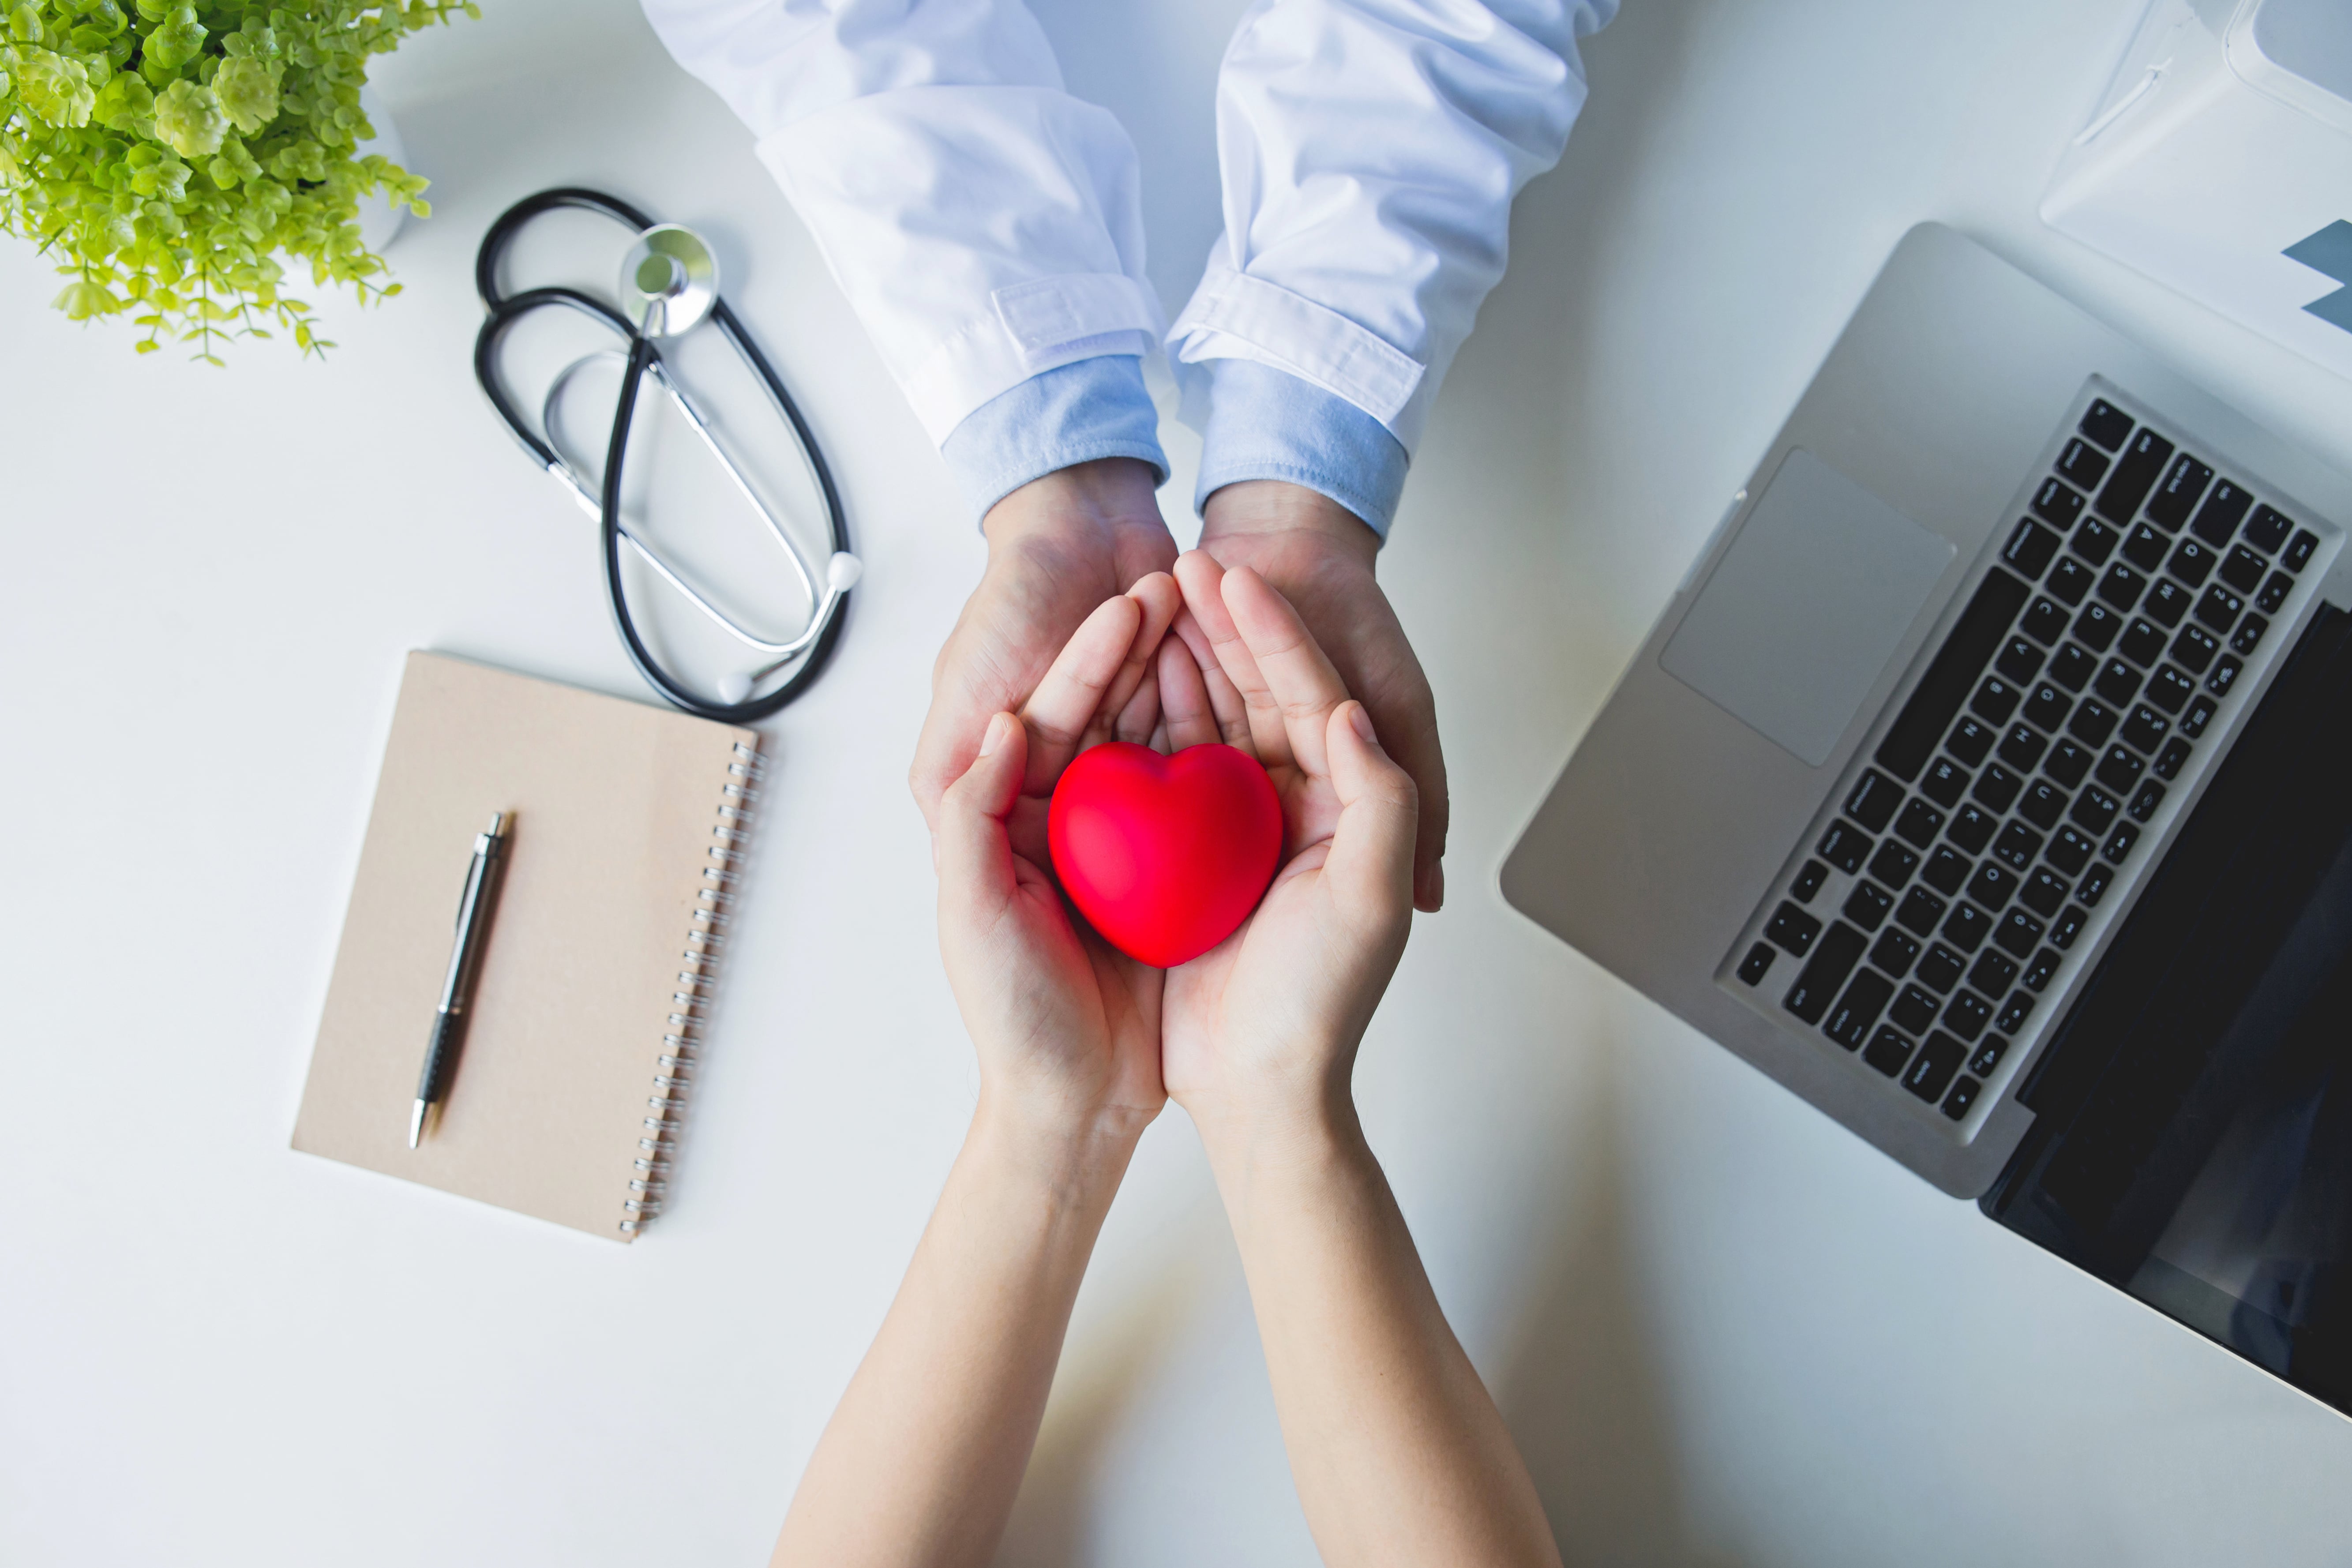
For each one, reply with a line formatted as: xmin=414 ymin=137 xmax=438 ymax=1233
xmin=773 ymin=1107 xmax=1136 ymax=1568
xmin=1203 ymin=1109 xmax=1559 ymax=1568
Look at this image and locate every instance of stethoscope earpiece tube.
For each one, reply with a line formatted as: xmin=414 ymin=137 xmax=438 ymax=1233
xmin=474 ymin=186 xmax=853 ymax=724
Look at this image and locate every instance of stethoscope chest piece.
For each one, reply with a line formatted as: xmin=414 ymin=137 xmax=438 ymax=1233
xmin=622 ymin=224 xmax=719 ymax=338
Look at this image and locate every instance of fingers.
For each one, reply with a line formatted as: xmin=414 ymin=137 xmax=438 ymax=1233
xmin=1220 ymin=565 xmax=1352 ymax=783
xmin=1319 ymin=701 xmax=1418 ymax=928
xmin=1095 ymin=572 xmax=1182 ymax=740
xmin=1157 ymin=628 xmax=1220 ymax=751
xmin=936 ymin=713 xmax=1028 ymax=915
xmin=1169 ymin=607 xmax=1253 ymax=749
xmin=1018 ymin=573 xmax=1182 ymax=791
xmin=1176 ymin=550 xmax=1292 ymax=768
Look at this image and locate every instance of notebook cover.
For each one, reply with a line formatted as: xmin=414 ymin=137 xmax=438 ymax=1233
xmin=293 ymin=652 xmax=754 ymax=1241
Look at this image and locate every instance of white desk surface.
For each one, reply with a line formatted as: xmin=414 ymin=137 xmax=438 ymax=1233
xmin=8 ymin=1 xmax=2352 ymax=1563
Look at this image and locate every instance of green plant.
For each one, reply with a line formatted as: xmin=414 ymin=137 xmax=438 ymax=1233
xmin=0 ymin=0 xmax=476 ymax=361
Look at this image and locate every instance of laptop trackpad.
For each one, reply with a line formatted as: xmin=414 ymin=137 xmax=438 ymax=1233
xmin=1661 ymin=448 xmax=1955 ymax=766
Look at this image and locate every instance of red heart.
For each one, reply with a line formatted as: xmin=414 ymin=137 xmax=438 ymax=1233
xmin=1048 ymin=742 xmax=1283 ymax=968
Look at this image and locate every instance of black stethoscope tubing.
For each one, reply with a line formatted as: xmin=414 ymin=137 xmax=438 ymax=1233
xmin=473 ymin=186 xmax=852 ymax=724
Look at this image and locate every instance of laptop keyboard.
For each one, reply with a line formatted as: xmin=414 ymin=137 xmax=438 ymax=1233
xmin=1722 ymin=387 xmax=2336 ymax=1130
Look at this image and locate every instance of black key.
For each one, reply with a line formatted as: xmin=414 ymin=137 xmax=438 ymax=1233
xmin=1792 ymin=859 xmax=1830 ymax=903
xmin=2220 ymin=544 xmax=2266 ymax=594
xmin=2093 ymin=658 xmax=2142 ymax=706
xmin=2031 ymin=479 xmax=2084 ymax=529
xmin=2145 ymin=665 xmax=2196 ymax=714
xmin=1738 ymin=942 xmax=1777 ymax=985
xmin=2072 ymin=603 xmax=2120 ymax=653
xmin=2121 ymin=521 xmax=2169 ymax=573
xmin=2168 ymin=537 xmax=2216 ymax=589
xmin=1995 ymin=991 xmax=2036 ymax=1035
xmin=1998 ymin=723 xmax=2047 ymax=772
xmin=2048 ymin=643 xmax=2097 ymax=693
xmin=2096 ymin=428 xmax=2174 ymax=524
xmin=1946 ymin=716 xmax=1996 ymax=766
xmin=2097 ymin=562 xmax=2146 ymax=611
xmin=2022 ymin=948 xmax=2060 ymax=992
xmin=1967 ymin=949 xmax=2019 ymax=997
xmin=1990 ymin=822 xmax=2042 ymax=874
xmin=2021 ymin=867 xmax=2069 ymax=916
xmin=1971 ymin=762 xmax=2023 ymax=814
xmin=2169 ymin=623 xmax=2220 ymax=674
xmin=2195 ymin=583 xmax=2245 ymax=632
xmin=2079 ymin=399 xmax=2133 ymax=451
xmin=1817 ymin=820 xmax=1873 ymax=874
xmin=1905 ymin=1033 xmax=1966 ymax=1103
xmin=1965 ymin=860 xmax=2017 ymax=912
xmin=1943 ymin=990 xmax=1993 ymax=1042
xmin=1867 ymin=839 xmax=1919 ymax=890
xmin=2285 ymin=529 xmax=2318 ymax=573
xmin=1842 ymin=880 xmax=1894 ymax=932
xmin=2105 ymin=823 xmax=2141 ymax=864
xmin=2046 ymin=825 xmax=2096 ymax=875
xmin=2242 ymin=504 xmax=2292 ymax=553
xmin=1783 ymin=921 xmax=1868 ymax=1024
xmin=1917 ymin=942 xmax=1966 ymax=993
xmin=2231 ymin=614 xmax=2268 ymax=656
xmin=2051 ymin=905 xmax=2089 ymax=950
xmin=2095 ymin=744 xmax=2144 ymax=792
xmin=2046 ymin=555 xmax=2095 ymax=606
xmin=1995 ymin=636 xmax=2045 ymax=684
xmin=1823 ymin=970 xmax=1896 ymax=1049
xmin=2142 ymin=578 xmax=2191 ymax=627
xmin=2256 ymin=571 xmax=2292 ymax=615
xmin=2003 ymin=518 xmax=2062 ymax=578
xmin=2152 ymin=737 xmax=2191 ymax=781
xmin=2057 ymin=437 xmax=2111 ymax=489
xmin=2044 ymin=739 xmax=2093 ymax=788
xmin=2071 ymin=517 xmax=2119 ymax=568
xmin=1995 ymin=909 xmax=2045 ymax=958
xmin=2076 ymin=863 xmax=2113 ymax=908
xmin=1767 ymin=901 xmax=1823 ymax=954
xmin=2189 ymin=479 xmax=2254 ymax=546
xmin=2180 ymin=694 xmax=2217 ymax=739
xmin=2024 ymin=681 xmax=2075 ymax=734
xmin=1970 ymin=675 xmax=2022 ymax=726
xmin=2206 ymin=655 xmax=2243 ymax=698
xmin=1863 ymin=1026 xmax=1915 ymax=1077
xmin=1920 ymin=756 xmax=1970 ymax=807
xmin=1897 ymin=886 xmax=1948 ymax=937
xmin=1942 ymin=902 xmax=1992 ymax=953
xmin=1891 ymin=985 xmax=1939 ymax=1035
xmin=2070 ymin=785 xmax=2120 ymax=834
xmin=2145 ymin=452 xmax=2212 ymax=531
xmin=2018 ymin=779 xmax=2068 ymax=830
xmin=1969 ymin=1035 xmax=2007 ymax=1076
xmin=2128 ymin=779 xmax=2166 ymax=822
xmin=1875 ymin=569 xmax=2030 ymax=782
xmin=2067 ymin=698 xmax=2118 ymax=747
xmin=1869 ymin=927 xmax=1921 ymax=979
xmin=1894 ymin=797 xmax=1945 ymax=848
xmin=2118 ymin=618 xmax=2166 ymax=668
xmin=1844 ymin=770 xmax=1903 ymax=832
xmin=2119 ymin=705 xmax=2169 ymax=754
xmin=1920 ymin=847 xmax=1970 ymax=897
xmin=1946 ymin=804 xmax=1996 ymax=855
xmin=2021 ymin=596 xmax=2071 ymax=645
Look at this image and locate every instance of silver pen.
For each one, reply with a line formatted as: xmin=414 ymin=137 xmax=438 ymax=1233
xmin=411 ymin=812 xmax=510 ymax=1148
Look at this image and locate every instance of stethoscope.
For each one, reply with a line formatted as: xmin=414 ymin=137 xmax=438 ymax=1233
xmin=473 ymin=188 xmax=858 ymax=723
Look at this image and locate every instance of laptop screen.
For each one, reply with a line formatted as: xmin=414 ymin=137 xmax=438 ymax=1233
xmin=1984 ymin=601 xmax=2352 ymax=1416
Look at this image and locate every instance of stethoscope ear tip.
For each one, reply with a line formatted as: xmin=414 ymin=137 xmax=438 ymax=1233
xmin=714 ymin=671 xmax=755 ymax=706
xmin=827 ymin=551 xmax=864 ymax=593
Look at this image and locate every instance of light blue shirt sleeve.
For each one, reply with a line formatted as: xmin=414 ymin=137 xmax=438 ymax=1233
xmin=1190 ymin=358 xmax=1410 ymax=538
xmin=938 ymin=354 xmax=1170 ymax=524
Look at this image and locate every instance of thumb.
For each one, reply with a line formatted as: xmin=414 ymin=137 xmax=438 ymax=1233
xmin=1320 ymin=701 xmax=1418 ymax=927
xmin=936 ymin=712 xmax=1028 ymax=911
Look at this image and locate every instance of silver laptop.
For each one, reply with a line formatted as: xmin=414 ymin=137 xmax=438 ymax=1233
xmin=1503 ymin=224 xmax=2352 ymax=1411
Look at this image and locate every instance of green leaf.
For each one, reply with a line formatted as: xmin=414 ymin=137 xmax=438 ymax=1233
xmin=210 ymin=54 xmax=277 ymax=133
xmin=91 ymin=69 xmax=152 ymax=132
xmin=146 ymin=4 xmax=203 ymax=71
xmin=18 ymin=49 xmax=97 ymax=127
xmin=51 ymin=277 xmax=119 ymax=318
xmin=152 ymin=77 xmax=224 ymax=157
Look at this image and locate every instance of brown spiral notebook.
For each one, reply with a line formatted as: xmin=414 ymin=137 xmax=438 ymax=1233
xmin=293 ymin=652 xmax=758 ymax=1241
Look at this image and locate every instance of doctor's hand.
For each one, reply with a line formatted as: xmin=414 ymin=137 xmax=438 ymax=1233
xmin=914 ymin=459 xmax=1178 ymax=865
xmin=1155 ymin=553 xmax=1419 ymax=1155
xmin=1200 ymin=481 xmax=1447 ymax=912
xmin=934 ymin=577 xmax=1182 ymax=1155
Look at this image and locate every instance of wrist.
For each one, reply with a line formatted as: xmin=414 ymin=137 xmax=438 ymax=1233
xmin=983 ymin=457 xmax=1168 ymax=552
xmin=1199 ymin=480 xmax=1380 ymax=572
xmin=968 ymin=1092 xmax=1148 ymax=1215
xmin=1192 ymin=1094 xmax=1377 ymax=1227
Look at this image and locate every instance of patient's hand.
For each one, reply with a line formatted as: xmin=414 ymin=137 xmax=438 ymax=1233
xmin=934 ymin=575 xmax=1182 ymax=1152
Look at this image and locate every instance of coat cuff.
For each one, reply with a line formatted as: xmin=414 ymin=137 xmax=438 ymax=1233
xmin=1189 ymin=359 xmax=1408 ymax=538
xmin=939 ymin=355 xmax=1170 ymax=525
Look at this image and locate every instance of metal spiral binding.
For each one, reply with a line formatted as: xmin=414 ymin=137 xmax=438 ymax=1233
xmin=622 ymin=739 xmax=761 ymax=1234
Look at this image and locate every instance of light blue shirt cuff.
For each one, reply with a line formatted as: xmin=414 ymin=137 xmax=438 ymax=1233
xmin=939 ymin=355 xmax=1170 ymax=525
xmin=1192 ymin=359 xmax=1410 ymax=540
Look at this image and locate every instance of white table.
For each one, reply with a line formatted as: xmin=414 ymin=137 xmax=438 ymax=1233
xmin=8 ymin=2 xmax=2352 ymax=1562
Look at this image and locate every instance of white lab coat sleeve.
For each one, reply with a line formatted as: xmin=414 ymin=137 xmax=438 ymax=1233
xmin=637 ymin=0 xmax=1166 ymax=448
xmin=1169 ymin=0 xmax=1617 ymax=459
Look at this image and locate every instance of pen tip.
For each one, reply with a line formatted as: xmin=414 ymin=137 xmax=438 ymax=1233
xmin=409 ymin=1099 xmax=426 ymax=1149
xmin=487 ymin=810 xmax=506 ymax=836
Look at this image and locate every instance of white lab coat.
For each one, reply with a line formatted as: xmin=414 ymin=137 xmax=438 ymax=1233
xmin=639 ymin=0 xmax=1614 ymax=458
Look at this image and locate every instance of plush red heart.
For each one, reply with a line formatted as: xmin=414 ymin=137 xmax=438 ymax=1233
xmin=1048 ymin=742 xmax=1283 ymax=968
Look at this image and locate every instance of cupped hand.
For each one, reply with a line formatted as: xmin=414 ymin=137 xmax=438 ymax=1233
xmin=1152 ymin=551 xmax=1421 ymax=1150
xmin=934 ymin=575 xmax=1185 ymax=1151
